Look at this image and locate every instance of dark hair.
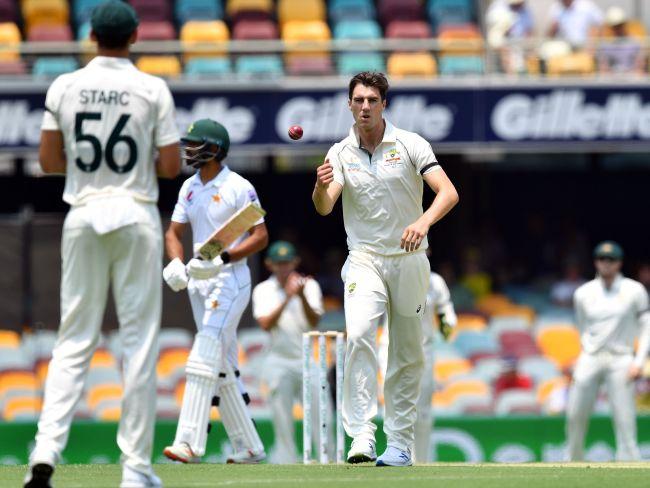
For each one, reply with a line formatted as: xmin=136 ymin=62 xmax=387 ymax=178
xmin=94 ymin=30 xmax=133 ymax=50
xmin=348 ymin=71 xmax=389 ymax=101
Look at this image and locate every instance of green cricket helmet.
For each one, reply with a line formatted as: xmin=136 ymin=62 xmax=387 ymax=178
xmin=181 ymin=119 xmax=230 ymax=168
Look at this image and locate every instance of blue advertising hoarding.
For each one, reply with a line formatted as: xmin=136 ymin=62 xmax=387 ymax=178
xmin=1 ymin=83 xmax=650 ymax=150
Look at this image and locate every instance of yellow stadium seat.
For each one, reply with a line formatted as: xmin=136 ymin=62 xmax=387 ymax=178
xmin=0 ymin=329 xmax=20 ymax=348
xmin=90 ymin=349 xmax=116 ymax=369
xmin=278 ymin=0 xmax=325 ymax=26
xmin=3 ymin=396 xmax=42 ymax=420
xmin=438 ymin=25 xmax=484 ymax=56
xmin=434 ymin=357 xmax=472 ymax=383
xmin=444 ymin=379 xmax=490 ymax=402
xmin=475 ymin=294 xmax=512 ymax=315
xmin=546 ymin=52 xmax=595 ymax=76
xmin=455 ymin=314 xmax=488 ymax=331
xmin=0 ymin=23 xmax=21 ymax=62
xmin=22 ymin=0 xmax=69 ymax=31
xmin=210 ymin=407 xmax=221 ymax=420
xmin=292 ymin=403 xmax=303 ymax=420
xmin=227 ymin=0 xmax=273 ymax=17
xmin=536 ymin=325 xmax=581 ymax=368
xmin=0 ymin=371 xmax=39 ymax=397
xmin=86 ymin=383 xmax=123 ymax=410
xmin=432 ymin=390 xmax=452 ymax=407
xmin=97 ymin=405 xmax=121 ymax=421
xmin=282 ymin=20 xmax=331 ymax=42
xmin=136 ymin=56 xmax=182 ymax=77
xmin=387 ymin=53 xmax=437 ymax=78
xmin=601 ymin=20 xmax=646 ymax=40
xmin=180 ymin=21 xmax=229 ymax=60
xmin=35 ymin=359 xmax=49 ymax=386
xmin=492 ymin=305 xmax=536 ymax=323
xmin=157 ymin=348 xmax=190 ymax=378
xmin=537 ymin=376 xmax=568 ymax=404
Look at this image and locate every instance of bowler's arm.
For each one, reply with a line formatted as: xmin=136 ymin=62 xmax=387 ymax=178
xmin=312 ymin=158 xmax=343 ymax=216
xmin=421 ymin=168 xmax=459 ymax=228
xmin=39 ymin=130 xmax=66 ymax=174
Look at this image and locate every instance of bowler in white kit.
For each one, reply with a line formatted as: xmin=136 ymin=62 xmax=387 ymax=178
xmin=25 ymin=2 xmax=181 ymax=487
xmin=567 ymin=241 xmax=650 ymax=461
xmin=312 ymin=72 xmax=459 ymax=466
xmin=162 ymin=119 xmax=269 ymax=465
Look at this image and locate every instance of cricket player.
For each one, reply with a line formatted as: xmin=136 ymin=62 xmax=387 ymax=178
xmin=567 ymin=241 xmax=650 ymax=461
xmin=25 ymin=2 xmax=180 ymax=487
xmin=252 ymin=240 xmax=325 ymax=463
xmin=162 ymin=119 xmax=269 ymax=464
xmin=378 ymin=270 xmax=457 ymax=463
xmin=312 ymin=72 xmax=459 ymax=466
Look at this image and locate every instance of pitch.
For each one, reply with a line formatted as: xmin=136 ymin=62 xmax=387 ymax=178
xmin=3 ymin=463 xmax=650 ymax=488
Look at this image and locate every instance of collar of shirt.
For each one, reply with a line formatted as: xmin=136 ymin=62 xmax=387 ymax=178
xmin=347 ymin=118 xmax=397 ymax=149
xmin=597 ymin=273 xmax=623 ymax=292
xmin=87 ymin=56 xmax=136 ymax=71
xmin=189 ymin=165 xmax=231 ymax=190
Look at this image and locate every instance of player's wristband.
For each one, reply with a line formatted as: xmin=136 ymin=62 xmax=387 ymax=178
xmin=220 ymin=251 xmax=231 ymax=264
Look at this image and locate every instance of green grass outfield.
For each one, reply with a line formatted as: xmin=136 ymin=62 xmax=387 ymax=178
xmin=2 ymin=463 xmax=649 ymax=488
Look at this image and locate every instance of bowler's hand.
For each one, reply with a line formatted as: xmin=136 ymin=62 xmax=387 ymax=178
xmin=315 ymin=159 xmax=334 ymax=190
xmin=401 ymin=219 xmax=429 ymax=252
xmin=628 ymin=364 xmax=642 ymax=382
xmin=163 ymin=258 xmax=189 ymax=292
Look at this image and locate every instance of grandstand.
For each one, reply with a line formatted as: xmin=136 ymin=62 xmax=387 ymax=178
xmin=1 ymin=0 xmax=650 ymax=465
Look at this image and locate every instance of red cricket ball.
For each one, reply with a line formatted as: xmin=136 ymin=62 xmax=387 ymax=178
xmin=288 ymin=125 xmax=303 ymax=140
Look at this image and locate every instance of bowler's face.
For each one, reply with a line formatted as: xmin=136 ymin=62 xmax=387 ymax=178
xmin=595 ymin=258 xmax=622 ymax=278
xmin=349 ymin=84 xmax=386 ymax=132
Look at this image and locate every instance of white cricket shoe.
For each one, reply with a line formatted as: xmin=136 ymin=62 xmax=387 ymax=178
xmin=346 ymin=438 xmax=377 ymax=464
xmin=163 ymin=442 xmax=200 ymax=464
xmin=376 ymin=445 xmax=412 ymax=467
xmin=226 ymin=448 xmax=266 ymax=464
xmin=120 ymin=465 xmax=162 ymax=488
xmin=23 ymin=463 xmax=54 ymax=488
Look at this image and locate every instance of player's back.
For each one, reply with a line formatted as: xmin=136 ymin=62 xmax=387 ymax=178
xmin=44 ymin=56 xmax=177 ymax=205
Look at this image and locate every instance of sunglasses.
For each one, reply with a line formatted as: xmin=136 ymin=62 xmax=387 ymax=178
xmin=595 ymin=257 xmax=620 ymax=263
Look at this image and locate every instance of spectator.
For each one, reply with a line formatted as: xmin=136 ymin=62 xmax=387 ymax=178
xmin=487 ymin=0 xmax=534 ymax=39
xmin=550 ymin=261 xmax=585 ymax=308
xmin=494 ymin=356 xmax=533 ymax=396
xmin=597 ymin=7 xmax=644 ymax=75
xmin=460 ymin=247 xmax=492 ymax=300
xmin=548 ymin=0 xmax=603 ymax=49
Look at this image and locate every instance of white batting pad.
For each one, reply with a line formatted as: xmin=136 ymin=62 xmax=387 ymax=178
xmin=174 ymin=332 xmax=221 ymax=457
xmin=217 ymin=362 xmax=264 ymax=454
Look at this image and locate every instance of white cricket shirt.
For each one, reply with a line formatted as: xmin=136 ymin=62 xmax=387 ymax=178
xmin=171 ymin=166 xmax=264 ymax=257
xmin=574 ymin=274 xmax=649 ymax=358
xmin=252 ymin=276 xmax=324 ymax=359
xmin=328 ymin=119 xmax=441 ymax=256
xmin=41 ymin=56 xmax=179 ymax=206
xmin=550 ymin=0 xmax=603 ymax=47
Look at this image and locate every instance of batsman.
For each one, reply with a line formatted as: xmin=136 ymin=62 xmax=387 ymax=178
xmin=162 ymin=119 xmax=268 ymax=464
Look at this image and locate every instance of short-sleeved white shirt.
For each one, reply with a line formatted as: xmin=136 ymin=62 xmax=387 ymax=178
xmin=171 ymin=165 xmax=264 ymax=257
xmin=252 ymin=276 xmax=324 ymax=359
xmin=550 ymin=0 xmax=603 ymax=47
xmin=328 ymin=119 xmax=441 ymax=256
xmin=573 ymin=274 xmax=649 ymax=358
xmin=41 ymin=56 xmax=179 ymax=206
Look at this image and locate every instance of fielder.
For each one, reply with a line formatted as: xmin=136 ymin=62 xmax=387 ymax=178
xmin=25 ymin=2 xmax=180 ymax=487
xmin=567 ymin=241 xmax=650 ymax=461
xmin=162 ymin=119 xmax=269 ymax=464
xmin=379 ymin=270 xmax=457 ymax=463
xmin=252 ymin=241 xmax=325 ymax=463
xmin=312 ymin=71 xmax=459 ymax=466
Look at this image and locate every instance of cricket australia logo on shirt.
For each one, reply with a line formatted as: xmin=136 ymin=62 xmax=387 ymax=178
xmin=347 ymin=282 xmax=356 ymax=294
xmin=345 ymin=161 xmax=361 ymax=172
xmin=383 ymin=148 xmax=403 ymax=168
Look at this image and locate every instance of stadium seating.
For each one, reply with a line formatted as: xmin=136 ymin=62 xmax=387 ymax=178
xmin=333 ymin=20 xmax=381 ymax=40
xmin=546 ymin=52 xmax=596 ymax=76
xmin=518 ymin=356 xmax=560 ymax=384
xmin=378 ymin=0 xmax=424 ymax=26
xmin=136 ymin=55 xmax=182 ymax=76
xmin=499 ymin=330 xmax=539 ymax=359
xmin=387 ymin=52 xmax=437 ymax=77
xmin=494 ymin=389 xmax=540 ymax=415
xmin=227 ymin=0 xmax=274 ymax=23
xmin=137 ymin=21 xmax=177 ymax=41
xmin=232 ymin=19 xmax=278 ymax=40
xmin=536 ymin=325 xmax=581 ymax=369
xmin=180 ymin=20 xmax=230 ymax=60
xmin=73 ymin=0 xmax=104 ymax=26
xmin=385 ymin=20 xmax=432 ymax=39
xmin=175 ymin=0 xmax=223 ymax=24
xmin=278 ymin=0 xmax=326 ymax=26
xmin=428 ymin=0 xmax=474 ymax=32
xmin=0 ymin=22 xmax=20 ymax=61
xmin=452 ymin=330 xmax=499 ymax=358
xmin=130 ymin=0 xmax=172 ymax=22
xmin=329 ymin=0 xmax=376 ymax=24
xmin=22 ymin=0 xmax=70 ymax=33
xmin=0 ymin=0 xmax=16 ymax=23
xmin=338 ymin=53 xmax=385 ymax=75
xmin=32 ymin=56 xmax=79 ymax=77
xmin=236 ymin=55 xmax=284 ymax=76
xmin=27 ymin=24 xmax=73 ymax=42
xmin=435 ymin=357 xmax=472 ymax=383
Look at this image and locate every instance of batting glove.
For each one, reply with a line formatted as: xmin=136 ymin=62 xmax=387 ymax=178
xmin=187 ymin=256 xmax=224 ymax=280
xmin=163 ymin=258 xmax=189 ymax=292
xmin=438 ymin=313 xmax=453 ymax=341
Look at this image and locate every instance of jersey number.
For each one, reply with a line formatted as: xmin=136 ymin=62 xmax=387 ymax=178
xmin=75 ymin=112 xmax=138 ymax=173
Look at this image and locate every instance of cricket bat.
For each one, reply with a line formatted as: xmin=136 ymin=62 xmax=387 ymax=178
xmin=196 ymin=203 xmax=266 ymax=260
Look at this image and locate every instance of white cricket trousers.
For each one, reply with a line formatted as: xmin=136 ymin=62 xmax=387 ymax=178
xmin=379 ymin=325 xmax=435 ymax=462
xmin=31 ymin=205 xmax=162 ymax=473
xmin=566 ymin=351 xmax=640 ymax=461
xmin=342 ymin=250 xmax=429 ymax=451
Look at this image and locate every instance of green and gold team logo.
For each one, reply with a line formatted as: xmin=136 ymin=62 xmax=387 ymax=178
xmin=348 ymin=282 xmax=356 ymax=294
xmin=388 ymin=149 xmax=398 ymax=159
xmin=187 ymin=122 xmax=194 ymax=133
xmin=602 ymin=243 xmax=613 ymax=253
xmin=278 ymin=246 xmax=288 ymax=256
